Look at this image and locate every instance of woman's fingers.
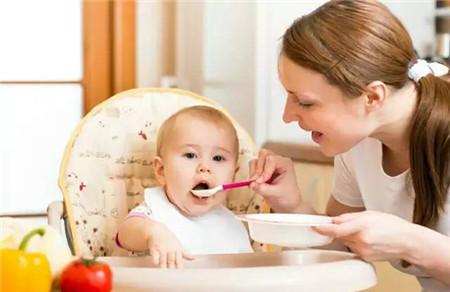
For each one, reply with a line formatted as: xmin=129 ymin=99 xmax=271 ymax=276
xmin=332 ymin=212 xmax=364 ymax=224
xmin=343 ymin=241 xmax=358 ymax=254
xmin=313 ymin=211 xmax=369 ymax=238
xmin=253 ymin=149 xmax=277 ymax=179
xmin=249 ymin=149 xmax=282 ymax=182
xmin=313 ymin=220 xmax=363 ymax=238
xmin=250 ymin=180 xmax=279 ymax=198
xmin=256 ymin=155 xmax=276 ymax=183
xmin=249 ymin=159 xmax=258 ymax=179
xmin=254 ymin=149 xmax=271 ymax=178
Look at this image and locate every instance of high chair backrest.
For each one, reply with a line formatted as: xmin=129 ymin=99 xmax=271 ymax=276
xmin=58 ymin=88 xmax=268 ymax=256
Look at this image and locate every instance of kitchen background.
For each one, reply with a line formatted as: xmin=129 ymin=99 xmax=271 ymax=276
xmin=0 ymin=1 xmax=448 ymax=290
xmin=2 ymin=0 xmax=445 ymax=216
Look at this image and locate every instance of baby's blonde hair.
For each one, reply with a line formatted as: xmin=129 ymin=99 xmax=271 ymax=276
xmin=156 ymin=106 xmax=239 ymax=161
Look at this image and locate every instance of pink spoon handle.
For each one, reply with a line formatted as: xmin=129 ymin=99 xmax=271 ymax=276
xmin=222 ymin=180 xmax=253 ymax=190
xmin=222 ymin=177 xmax=274 ymax=190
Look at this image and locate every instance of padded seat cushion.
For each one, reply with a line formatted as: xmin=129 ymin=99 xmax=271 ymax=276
xmin=59 ymin=88 xmax=268 ymax=256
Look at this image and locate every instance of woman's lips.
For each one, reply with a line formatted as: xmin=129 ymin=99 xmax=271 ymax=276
xmin=312 ymin=131 xmax=324 ymax=144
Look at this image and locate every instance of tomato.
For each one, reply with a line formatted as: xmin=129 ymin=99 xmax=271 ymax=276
xmin=59 ymin=258 xmax=112 ymax=292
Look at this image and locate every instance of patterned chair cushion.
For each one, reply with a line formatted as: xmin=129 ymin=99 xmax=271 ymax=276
xmin=58 ymin=88 xmax=268 ymax=256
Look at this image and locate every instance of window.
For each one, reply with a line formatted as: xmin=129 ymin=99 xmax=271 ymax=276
xmin=0 ymin=1 xmax=83 ymax=214
xmin=0 ymin=0 xmax=135 ymax=216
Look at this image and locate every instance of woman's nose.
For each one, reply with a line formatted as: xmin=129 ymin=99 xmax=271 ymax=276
xmin=283 ymin=100 xmax=296 ymax=123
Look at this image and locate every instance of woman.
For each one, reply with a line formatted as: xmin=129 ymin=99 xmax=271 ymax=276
xmin=250 ymin=0 xmax=450 ymax=290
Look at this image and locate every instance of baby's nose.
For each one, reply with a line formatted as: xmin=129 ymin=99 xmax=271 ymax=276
xmin=199 ymin=167 xmax=211 ymax=173
xmin=197 ymin=163 xmax=211 ymax=174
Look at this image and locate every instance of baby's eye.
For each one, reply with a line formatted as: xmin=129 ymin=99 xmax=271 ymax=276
xmin=183 ymin=152 xmax=197 ymax=159
xmin=213 ymin=155 xmax=225 ymax=162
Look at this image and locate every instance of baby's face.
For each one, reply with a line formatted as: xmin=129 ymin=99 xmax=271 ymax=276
xmin=156 ymin=115 xmax=238 ymax=217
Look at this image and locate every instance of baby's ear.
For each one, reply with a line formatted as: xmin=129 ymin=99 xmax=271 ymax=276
xmin=153 ymin=156 xmax=166 ymax=185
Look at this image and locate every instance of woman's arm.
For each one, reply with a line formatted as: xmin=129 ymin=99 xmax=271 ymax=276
xmin=315 ymin=211 xmax=450 ymax=287
xmin=326 ymin=196 xmax=365 ymax=216
xmin=405 ymin=224 xmax=450 ymax=286
xmin=318 ymin=197 xmax=366 ymax=251
xmin=325 ymin=199 xmax=450 ymax=286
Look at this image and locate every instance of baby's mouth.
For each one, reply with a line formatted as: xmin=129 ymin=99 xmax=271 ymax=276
xmin=191 ymin=182 xmax=211 ymax=199
xmin=192 ymin=182 xmax=210 ymax=190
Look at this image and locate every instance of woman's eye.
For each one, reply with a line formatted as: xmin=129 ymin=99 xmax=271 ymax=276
xmin=289 ymin=93 xmax=313 ymax=108
xmin=213 ymin=155 xmax=225 ymax=162
xmin=298 ymin=101 xmax=313 ymax=108
xmin=183 ymin=152 xmax=197 ymax=159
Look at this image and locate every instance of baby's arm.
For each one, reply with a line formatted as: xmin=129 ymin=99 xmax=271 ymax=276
xmin=117 ymin=215 xmax=194 ymax=268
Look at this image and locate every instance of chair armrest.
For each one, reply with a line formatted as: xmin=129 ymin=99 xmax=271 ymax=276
xmin=47 ymin=201 xmax=65 ymax=233
xmin=47 ymin=201 xmax=75 ymax=255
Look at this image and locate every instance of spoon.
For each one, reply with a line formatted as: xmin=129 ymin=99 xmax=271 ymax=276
xmin=191 ymin=178 xmax=273 ymax=198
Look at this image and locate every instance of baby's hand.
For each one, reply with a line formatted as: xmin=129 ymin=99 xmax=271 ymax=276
xmin=147 ymin=223 xmax=194 ymax=268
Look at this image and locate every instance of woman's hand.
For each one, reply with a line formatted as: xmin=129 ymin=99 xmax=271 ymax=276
xmin=314 ymin=210 xmax=413 ymax=262
xmin=147 ymin=223 xmax=194 ymax=268
xmin=249 ymin=149 xmax=305 ymax=213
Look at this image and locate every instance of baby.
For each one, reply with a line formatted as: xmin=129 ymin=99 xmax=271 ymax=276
xmin=116 ymin=106 xmax=253 ymax=268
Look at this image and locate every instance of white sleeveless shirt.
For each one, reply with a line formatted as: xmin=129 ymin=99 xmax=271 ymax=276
xmin=333 ymin=138 xmax=450 ymax=292
xmin=140 ymin=187 xmax=253 ymax=255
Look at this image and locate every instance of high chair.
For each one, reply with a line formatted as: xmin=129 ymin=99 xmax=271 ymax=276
xmin=49 ymin=88 xmax=269 ymax=256
xmin=48 ymin=88 xmax=378 ymax=291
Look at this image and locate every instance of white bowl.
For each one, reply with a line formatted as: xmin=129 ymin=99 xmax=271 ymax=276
xmin=238 ymin=213 xmax=333 ymax=248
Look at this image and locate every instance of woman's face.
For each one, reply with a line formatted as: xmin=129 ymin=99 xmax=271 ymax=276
xmin=278 ymin=54 xmax=373 ymax=156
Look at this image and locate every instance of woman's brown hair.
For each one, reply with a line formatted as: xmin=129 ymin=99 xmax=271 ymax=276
xmin=282 ymin=0 xmax=450 ymax=228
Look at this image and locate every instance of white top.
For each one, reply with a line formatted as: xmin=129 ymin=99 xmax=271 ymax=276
xmin=333 ymin=138 xmax=450 ymax=292
xmin=135 ymin=187 xmax=253 ymax=255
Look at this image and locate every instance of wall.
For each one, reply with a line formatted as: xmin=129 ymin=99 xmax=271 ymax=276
xmin=136 ymin=0 xmax=175 ymax=88
xmin=255 ymin=1 xmax=327 ymax=146
xmin=150 ymin=1 xmax=435 ymax=146
xmin=174 ymin=1 xmax=257 ymax=136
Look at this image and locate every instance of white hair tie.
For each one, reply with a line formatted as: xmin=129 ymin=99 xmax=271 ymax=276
xmin=408 ymin=59 xmax=449 ymax=82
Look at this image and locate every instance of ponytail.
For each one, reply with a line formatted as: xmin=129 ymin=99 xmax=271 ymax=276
xmin=409 ymin=75 xmax=450 ymax=227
